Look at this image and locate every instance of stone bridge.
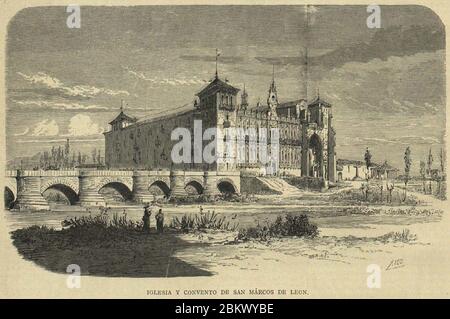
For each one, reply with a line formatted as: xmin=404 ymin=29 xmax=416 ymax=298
xmin=4 ymin=169 xmax=240 ymax=210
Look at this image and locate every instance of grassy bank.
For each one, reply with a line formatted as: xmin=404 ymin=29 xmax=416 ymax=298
xmin=11 ymin=212 xmax=213 ymax=277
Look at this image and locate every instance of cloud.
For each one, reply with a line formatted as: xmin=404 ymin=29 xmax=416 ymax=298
xmin=17 ymin=72 xmax=130 ymax=98
xmin=123 ymin=66 xmax=207 ymax=86
xmin=14 ymin=128 xmax=29 ymax=136
xmin=339 ymin=135 xmax=441 ymax=147
xmin=255 ymin=25 xmax=444 ymax=71
xmin=31 ymin=119 xmax=59 ymax=136
xmin=304 ymin=5 xmax=318 ymax=25
xmin=11 ymin=99 xmax=109 ymax=111
xmin=319 ymin=50 xmax=445 ymax=116
xmin=304 ymin=5 xmax=318 ymax=14
xmin=179 ymin=55 xmax=245 ymax=64
xmin=254 ymin=56 xmax=304 ymax=66
xmin=17 ymin=138 xmax=104 ymax=143
xmin=65 ymin=114 xmax=104 ymax=136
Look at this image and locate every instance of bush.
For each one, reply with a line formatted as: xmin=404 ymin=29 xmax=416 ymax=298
xmin=330 ymin=187 xmax=420 ymax=206
xmin=61 ymin=211 xmax=143 ymax=231
xmin=169 ymin=211 xmax=238 ymax=232
xmin=379 ymin=229 xmax=417 ymax=243
xmin=237 ymin=214 xmax=319 ymax=241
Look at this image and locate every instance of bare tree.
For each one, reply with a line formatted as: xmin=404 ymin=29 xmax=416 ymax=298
xmin=420 ymin=160 xmax=426 ymax=193
xmin=92 ymin=148 xmax=97 ymax=164
xmin=364 ymin=147 xmax=372 ymax=180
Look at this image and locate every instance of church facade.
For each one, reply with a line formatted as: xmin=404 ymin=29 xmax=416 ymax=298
xmin=104 ymin=71 xmax=336 ymax=183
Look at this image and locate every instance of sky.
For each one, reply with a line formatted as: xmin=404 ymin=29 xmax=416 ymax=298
xmin=5 ymin=5 xmax=446 ymax=172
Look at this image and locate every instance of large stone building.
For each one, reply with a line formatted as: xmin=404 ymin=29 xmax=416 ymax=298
xmin=104 ymin=71 xmax=336 ymax=182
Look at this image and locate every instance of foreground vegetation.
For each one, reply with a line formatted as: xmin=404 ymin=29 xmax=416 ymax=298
xmin=330 ymin=186 xmax=420 ymax=206
xmin=11 ymin=212 xmax=212 ymax=277
xmin=237 ymin=214 xmax=319 ymax=241
xmin=169 ymin=211 xmax=238 ymax=232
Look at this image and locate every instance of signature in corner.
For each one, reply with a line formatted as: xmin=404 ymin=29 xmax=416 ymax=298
xmin=386 ymin=258 xmax=405 ymax=271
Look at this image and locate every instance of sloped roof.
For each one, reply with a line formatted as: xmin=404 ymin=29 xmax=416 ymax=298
xmin=196 ymin=76 xmax=240 ymax=97
xmin=337 ymin=159 xmax=365 ymax=166
xmin=308 ymin=95 xmax=331 ymax=107
xmin=278 ymin=99 xmax=307 ymax=109
xmin=373 ymin=161 xmax=399 ymax=171
xmin=109 ymin=111 xmax=137 ymax=125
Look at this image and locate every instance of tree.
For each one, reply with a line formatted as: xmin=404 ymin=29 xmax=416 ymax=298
xmin=64 ymin=139 xmax=70 ymax=168
xmin=438 ymin=148 xmax=445 ymax=195
xmin=419 ymin=160 xmax=426 ymax=193
xmin=97 ymin=149 xmax=102 ymax=165
xmin=387 ymin=181 xmax=395 ymax=203
xmin=364 ymin=147 xmax=372 ymax=180
xmin=57 ymin=146 xmax=63 ymax=168
xmin=51 ymin=146 xmax=57 ymax=166
xmin=427 ymin=149 xmax=433 ymax=194
xmin=403 ymin=147 xmax=412 ymax=201
xmin=92 ymin=148 xmax=97 ymax=164
xmin=72 ymin=152 xmax=76 ymax=168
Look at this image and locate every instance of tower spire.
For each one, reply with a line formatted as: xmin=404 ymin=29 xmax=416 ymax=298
xmin=272 ymin=64 xmax=275 ymax=84
xmin=120 ymin=99 xmax=124 ymax=112
xmin=241 ymin=83 xmax=248 ymax=110
xmin=215 ymin=48 xmax=221 ymax=79
xmin=267 ymin=66 xmax=278 ymax=112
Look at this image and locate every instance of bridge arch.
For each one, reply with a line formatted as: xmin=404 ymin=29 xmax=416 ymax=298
xmin=149 ymin=180 xmax=171 ymax=197
xmin=42 ymin=184 xmax=79 ymax=205
xmin=40 ymin=178 xmax=79 ymax=195
xmin=308 ymin=133 xmax=323 ymax=178
xmin=217 ymin=178 xmax=237 ymax=195
xmin=4 ymin=187 xmax=15 ymax=209
xmin=98 ymin=181 xmax=133 ymax=202
xmin=185 ymin=180 xmax=204 ymax=195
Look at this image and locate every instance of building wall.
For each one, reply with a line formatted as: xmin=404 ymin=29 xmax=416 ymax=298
xmin=105 ymin=110 xmax=196 ymax=170
xmin=340 ymin=164 xmax=369 ymax=180
xmin=104 ymin=78 xmax=335 ymax=181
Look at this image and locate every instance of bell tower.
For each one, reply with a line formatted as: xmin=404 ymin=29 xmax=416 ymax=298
xmin=267 ymin=65 xmax=278 ymax=113
xmin=241 ymin=84 xmax=249 ymax=110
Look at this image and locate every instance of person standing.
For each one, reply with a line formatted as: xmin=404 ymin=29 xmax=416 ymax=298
xmin=155 ymin=208 xmax=164 ymax=234
xmin=142 ymin=203 xmax=151 ymax=233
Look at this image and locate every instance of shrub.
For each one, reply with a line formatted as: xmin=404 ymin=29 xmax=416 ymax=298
xmin=237 ymin=214 xmax=319 ymax=241
xmin=61 ymin=212 xmax=142 ymax=231
xmin=379 ymin=229 xmax=417 ymax=243
xmin=330 ymin=187 xmax=420 ymax=206
xmin=169 ymin=211 xmax=238 ymax=232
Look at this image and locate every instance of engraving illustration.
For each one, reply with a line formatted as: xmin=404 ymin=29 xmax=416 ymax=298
xmin=2 ymin=4 xmax=448 ymax=296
